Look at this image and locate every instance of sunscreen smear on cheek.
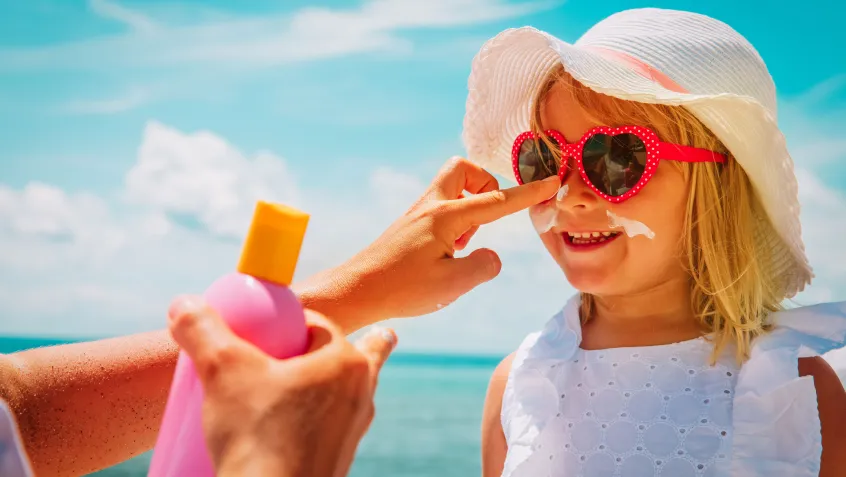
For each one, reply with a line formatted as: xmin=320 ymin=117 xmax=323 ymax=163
xmin=606 ymin=210 xmax=655 ymax=239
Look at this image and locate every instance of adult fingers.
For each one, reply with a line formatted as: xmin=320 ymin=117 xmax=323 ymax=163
xmin=428 ymin=157 xmax=499 ymax=200
xmin=447 ymin=176 xmax=559 ymax=227
xmin=271 ymin=310 xmax=353 ymax=384
xmin=167 ymin=295 xmax=264 ymax=385
xmin=353 ymin=326 xmax=397 ymax=384
xmin=441 ymin=248 xmax=503 ymax=293
xmin=304 ymin=310 xmax=344 ymax=354
xmin=454 ymin=225 xmax=480 ymax=251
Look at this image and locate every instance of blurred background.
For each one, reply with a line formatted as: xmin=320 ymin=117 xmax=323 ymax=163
xmin=0 ymin=0 xmax=844 ymax=475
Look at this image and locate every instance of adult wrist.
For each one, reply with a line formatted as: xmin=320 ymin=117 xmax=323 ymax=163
xmin=293 ymin=263 xmax=378 ymax=335
xmin=216 ymin=452 xmax=294 ymax=477
xmin=213 ymin=436 xmax=289 ymax=477
xmin=215 ymin=437 xmax=340 ymax=477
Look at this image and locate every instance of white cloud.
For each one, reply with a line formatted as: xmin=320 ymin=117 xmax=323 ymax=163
xmin=789 ymin=74 xmax=846 ymax=108
xmin=369 ymin=167 xmax=427 ymax=215
xmin=89 ymin=0 xmax=158 ymax=33
xmin=0 ymin=0 xmax=553 ymax=71
xmin=0 ymin=123 xmax=301 ymax=336
xmin=777 ymin=76 xmax=846 ymax=306
xmin=290 ymin=0 xmax=553 ymax=31
xmin=0 ymin=183 xmax=127 ymax=270
xmin=60 ymin=87 xmax=154 ymax=115
xmin=9 ymin=0 xmax=554 ymax=117
xmin=125 ymin=122 xmax=300 ymax=238
xmin=0 ymin=182 xmax=107 ymax=239
xmin=791 ymin=168 xmax=846 ymax=305
xmin=779 ymin=76 xmax=846 ymax=168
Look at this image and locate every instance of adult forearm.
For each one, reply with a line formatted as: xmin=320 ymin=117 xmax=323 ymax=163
xmin=1 ymin=330 xmax=178 ymax=477
xmin=0 ymin=276 xmax=369 ymax=476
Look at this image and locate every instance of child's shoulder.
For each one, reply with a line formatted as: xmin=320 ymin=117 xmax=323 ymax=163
xmin=482 ymin=353 xmax=517 ymax=443
xmin=483 ymin=353 xmax=516 ymax=416
xmin=488 ymin=352 xmax=516 ymax=391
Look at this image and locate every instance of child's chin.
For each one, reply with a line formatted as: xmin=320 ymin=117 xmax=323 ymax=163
xmin=562 ymin=268 xmax=617 ymax=294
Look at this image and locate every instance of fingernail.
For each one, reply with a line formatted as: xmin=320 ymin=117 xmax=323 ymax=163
xmin=372 ymin=326 xmax=397 ymax=349
xmin=168 ymin=295 xmax=204 ymax=321
xmin=541 ymin=176 xmax=560 ymax=199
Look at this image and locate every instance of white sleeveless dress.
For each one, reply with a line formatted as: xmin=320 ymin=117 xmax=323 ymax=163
xmin=501 ymin=295 xmax=846 ymax=477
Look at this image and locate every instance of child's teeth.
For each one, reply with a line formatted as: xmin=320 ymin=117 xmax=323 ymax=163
xmin=568 ymin=232 xmax=610 ymax=238
xmin=568 ymin=230 xmax=621 ymax=245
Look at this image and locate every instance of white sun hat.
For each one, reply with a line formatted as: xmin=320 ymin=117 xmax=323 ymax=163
xmin=462 ymin=8 xmax=813 ymax=299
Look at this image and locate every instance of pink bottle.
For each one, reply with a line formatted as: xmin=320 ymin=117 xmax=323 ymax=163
xmin=148 ymin=201 xmax=310 ymax=477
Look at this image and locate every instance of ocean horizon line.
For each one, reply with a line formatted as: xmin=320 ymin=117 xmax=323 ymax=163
xmin=0 ymin=334 xmax=506 ymax=367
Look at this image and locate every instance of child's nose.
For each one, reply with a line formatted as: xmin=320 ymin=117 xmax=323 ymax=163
xmin=555 ymin=157 xmax=600 ymax=210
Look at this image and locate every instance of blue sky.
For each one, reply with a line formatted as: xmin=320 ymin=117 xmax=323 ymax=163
xmin=0 ymin=0 xmax=844 ymax=354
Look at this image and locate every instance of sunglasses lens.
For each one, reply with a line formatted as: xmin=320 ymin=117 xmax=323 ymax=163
xmin=517 ymin=136 xmax=560 ymax=184
xmin=582 ymin=133 xmax=647 ymax=196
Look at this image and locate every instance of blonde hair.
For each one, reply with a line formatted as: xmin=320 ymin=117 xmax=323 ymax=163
xmin=531 ymin=66 xmax=783 ymax=363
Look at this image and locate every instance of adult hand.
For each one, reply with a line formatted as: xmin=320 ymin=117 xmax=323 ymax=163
xmin=295 ymin=157 xmax=559 ymax=332
xmin=167 ymin=296 xmax=396 ymax=477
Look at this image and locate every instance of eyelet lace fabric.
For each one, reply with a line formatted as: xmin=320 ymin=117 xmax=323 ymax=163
xmin=500 ymin=295 xmax=846 ymax=477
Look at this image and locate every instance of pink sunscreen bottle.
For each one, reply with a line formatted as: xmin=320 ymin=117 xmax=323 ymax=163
xmin=148 ymin=201 xmax=310 ymax=477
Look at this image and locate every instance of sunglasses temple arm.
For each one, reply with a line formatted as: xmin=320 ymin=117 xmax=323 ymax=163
xmin=658 ymin=142 xmax=728 ymax=163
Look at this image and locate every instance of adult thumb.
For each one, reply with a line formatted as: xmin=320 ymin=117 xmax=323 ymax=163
xmin=445 ymin=248 xmax=503 ymax=293
xmin=355 ymin=326 xmax=398 ymax=379
xmin=167 ymin=295 xmax=261 ymax=385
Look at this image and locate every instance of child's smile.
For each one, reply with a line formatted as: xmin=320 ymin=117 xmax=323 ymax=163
xmin=563 ymin=230 xmax=621 ymax=249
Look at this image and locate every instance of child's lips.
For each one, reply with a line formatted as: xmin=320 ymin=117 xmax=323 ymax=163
xmin=562 ymin=231 xmax=621 ymax=250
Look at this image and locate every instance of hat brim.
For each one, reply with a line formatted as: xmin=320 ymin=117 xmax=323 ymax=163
xmin=462 ymin=27 xmax=812 ymax=298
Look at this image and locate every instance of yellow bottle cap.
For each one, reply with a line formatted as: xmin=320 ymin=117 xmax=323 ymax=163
xmin=237 ymin=201 xmax=310 ymax=286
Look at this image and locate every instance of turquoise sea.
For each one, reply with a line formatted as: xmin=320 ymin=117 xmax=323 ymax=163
xmin=0 ymin=336 xmax=498 ymax=477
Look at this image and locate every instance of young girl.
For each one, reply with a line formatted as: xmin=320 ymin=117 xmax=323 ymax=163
xmin=463 ymin=8 xmax=846 ymax=477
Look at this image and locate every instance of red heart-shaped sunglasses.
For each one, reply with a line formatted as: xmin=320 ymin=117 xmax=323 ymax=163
xmin=512 ymin=125 xmax=727 ymax=203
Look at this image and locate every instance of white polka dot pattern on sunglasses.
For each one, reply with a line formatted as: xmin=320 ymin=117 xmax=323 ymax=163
xmin=511 ymin=125 xmax=725 ymax=203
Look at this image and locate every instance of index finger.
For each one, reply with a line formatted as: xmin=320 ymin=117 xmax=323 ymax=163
xmin=448 ymin=176 xmax=560 ymax=226
xmin=428 ymin=157 xmax=499 ymax=200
